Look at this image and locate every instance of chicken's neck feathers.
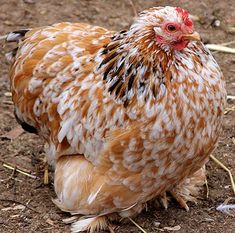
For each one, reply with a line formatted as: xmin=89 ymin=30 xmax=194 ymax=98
xmin=95 ymin=29 xmax=225 ymax=111
xmin=95 ymin=31 xmax=172 ymax=107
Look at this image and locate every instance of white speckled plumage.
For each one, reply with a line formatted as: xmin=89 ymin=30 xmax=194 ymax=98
xmin=8 ymin=6 xmax=226 ymax=232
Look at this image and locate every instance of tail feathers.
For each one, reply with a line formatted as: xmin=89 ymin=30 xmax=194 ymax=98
xmin=14 ymin=109 xmax=38 ymax=134
xmin=71 ymin=216 xmax=108 ymax=233
xmin=0 ymin=29 xmax=29 ymax=42
xmin=1 ymin=29 xmax=30 ymax=63
xmin=5 ymin=29 xmax=30 ymax=42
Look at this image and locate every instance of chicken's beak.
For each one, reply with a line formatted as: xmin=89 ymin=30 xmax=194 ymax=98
xmin=182 ymin=31 xmax=201 ymax=41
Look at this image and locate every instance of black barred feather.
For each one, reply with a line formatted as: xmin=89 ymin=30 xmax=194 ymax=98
xmin=98 ymin=29 xmax=167 ymax=106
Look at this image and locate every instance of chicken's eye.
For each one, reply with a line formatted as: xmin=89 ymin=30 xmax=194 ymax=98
xmin=167 ymin=24 xmax=177 ymax=32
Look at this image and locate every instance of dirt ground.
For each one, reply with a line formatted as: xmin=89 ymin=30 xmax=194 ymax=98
xmin=0 ymin=0 xmax=235 ymax=232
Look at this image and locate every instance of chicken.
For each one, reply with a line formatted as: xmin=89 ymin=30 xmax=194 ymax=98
xmin=6 ymin=6 xmax=226 ymax=232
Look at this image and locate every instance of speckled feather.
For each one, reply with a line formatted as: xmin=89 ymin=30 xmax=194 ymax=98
xmin=8 ymin=6 xmax=226 ymax=232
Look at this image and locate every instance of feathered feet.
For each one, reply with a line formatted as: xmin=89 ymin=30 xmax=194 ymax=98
xmin=159 ymin=167 xmax=206 ymax=211
xmin=62 ymin=215 xmax=118 ymax=233
xmin=71 ymin=216 xmax=108 ymax=233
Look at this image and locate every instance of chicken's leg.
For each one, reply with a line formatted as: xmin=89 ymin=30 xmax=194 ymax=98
xmin=169 ymin=190 xmax=190 ymax=211
xmin=43 ymin=157 xmax=49 ymax=185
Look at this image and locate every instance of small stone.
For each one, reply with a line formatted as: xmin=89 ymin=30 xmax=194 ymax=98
xmin=154 ymin=221 xmax=161 ymax=228
xmin=40 ymin=10 xmax=47 ymax=15
xmin=4 ymin=92 xmax=12 ymax=97
xmin=74 ymin=10 xmax=81 ymax=16
xmin=168 ymin=220 xmax=176 ymax=226
xmin=211 ymin=19 xmax=221 ymax=27
xmin=214 ymin=20 xmax=221 ymax=27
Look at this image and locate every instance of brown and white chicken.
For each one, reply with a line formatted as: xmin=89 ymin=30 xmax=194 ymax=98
xmin=6 ymin=6 xmax=226 ymax=232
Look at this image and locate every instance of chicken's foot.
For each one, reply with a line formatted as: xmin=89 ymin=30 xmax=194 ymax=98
xmin=170 ymin=190 xmax=190 ymax=211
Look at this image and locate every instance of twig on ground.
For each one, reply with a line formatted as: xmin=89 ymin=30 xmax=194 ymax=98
xmin=224 ymin=105 xmax=235 ymax=115
xmin=128 ymin=217 xmax=147 ymax=233
xmin=0 ymin=167 xmax=16 ymax=183
xmin=227 ymin=27 xmax=235 ymax=34
xmin=189 ymin=14 xmax=200 ymax=22
xmin=1 ymin=161 xmax=38 ymax=180
xmin=2 ymin=100 xmax=13 ymax=105
xmin=221 ymin=41 xmax=235 ymax=46
xmin=0 ymin=34 xmax=7 ymax=40
xmin=205 ymin=177 xmax=209 ymax=198
xmin=108 ymin=224 xmax=116 ymax=233
xmin=0 ymin=198 xmax=40 ymax=213
xmin=0 ymin=164 xmax=23 ymax=183
xmin=44 ymin=161 xmax=49 ymax=185
xmin=209 ymin=155 xmax=235 ymax=196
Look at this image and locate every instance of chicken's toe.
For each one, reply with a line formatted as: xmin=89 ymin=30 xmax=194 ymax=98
xmin=170 ymin=190 xmax=190 ymax=211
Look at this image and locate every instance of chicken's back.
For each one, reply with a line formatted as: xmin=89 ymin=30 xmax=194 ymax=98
xmin=9 ymin=22 xmax=114 ymax=164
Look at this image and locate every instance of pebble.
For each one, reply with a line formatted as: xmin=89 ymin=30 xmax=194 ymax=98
xmin=154 ymin=221 xmax=161 ymax=228
xmin=4 ymin=92 xmax=12 ymax=97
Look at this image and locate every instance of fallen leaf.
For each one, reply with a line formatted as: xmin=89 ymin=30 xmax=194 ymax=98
xmin=0 ymin=126 xmax=24 ymax=140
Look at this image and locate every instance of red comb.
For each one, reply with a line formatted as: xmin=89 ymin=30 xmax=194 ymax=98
xmin=176 ymin=7 xmax=193 ymax=27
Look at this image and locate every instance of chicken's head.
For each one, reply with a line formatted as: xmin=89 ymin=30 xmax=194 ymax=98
xmin=130 ymin=6 xmax=201 ymax=51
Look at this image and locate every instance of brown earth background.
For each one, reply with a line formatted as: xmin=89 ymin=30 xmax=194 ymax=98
xmin=0 ymin=0 xmax=235 ymax=232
